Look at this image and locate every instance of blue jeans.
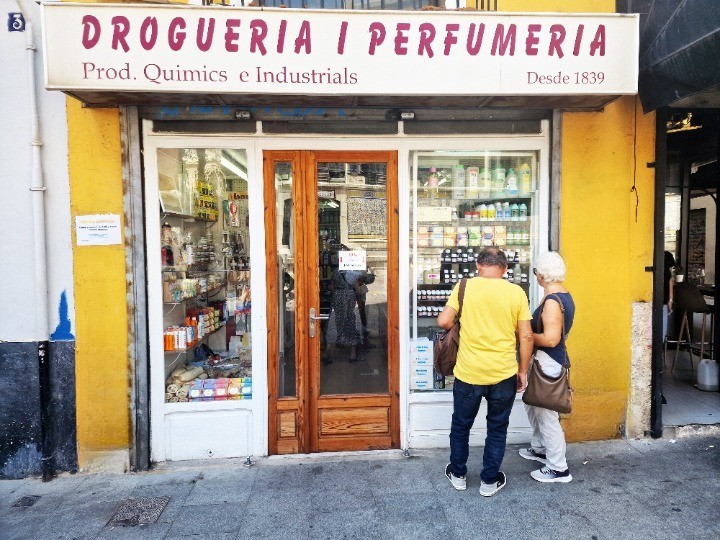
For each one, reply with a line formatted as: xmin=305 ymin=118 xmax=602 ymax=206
xmin=449 ymin=375 xmax=517 ymax=483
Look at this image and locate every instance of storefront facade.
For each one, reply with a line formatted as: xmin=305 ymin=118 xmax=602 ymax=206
xmin=37 ymin=1 xmax=655 ymax=473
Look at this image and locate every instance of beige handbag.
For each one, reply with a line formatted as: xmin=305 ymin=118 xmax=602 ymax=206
xmin=522 ymin=294 xmax=573 ymax=414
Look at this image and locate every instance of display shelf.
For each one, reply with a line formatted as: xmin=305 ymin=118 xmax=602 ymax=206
xmin=162 ymin=211 xmax=218 ymax=223
xmin=164 ymin=322 xmax=226 ymax=356
xmin=164 ymin=282 xmax=227 ymax=305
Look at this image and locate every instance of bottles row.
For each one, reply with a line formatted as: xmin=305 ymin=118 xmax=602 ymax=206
xmin=423 ymin=163 xmax=533 ymax=199
xmin=438 ymin=248 xmax=531 ymax=264
xmin=461 ymin=202 xmax=528 ymax=222
xmin=417 ymin=225 xmax=531 ymax=248
xmin=163 ymin=305 xmax=224 ymax=352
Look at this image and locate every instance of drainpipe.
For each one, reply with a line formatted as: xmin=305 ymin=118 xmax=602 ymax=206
xmin=16 ymin=1 xmax=53 ymax=481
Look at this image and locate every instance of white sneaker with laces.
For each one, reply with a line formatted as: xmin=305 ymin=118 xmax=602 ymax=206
xmin=444 ymin=463 xmax=466 ymax=491
xmin=479 ymin=471 xmax=506 ymax=497
xmin=519 ymin=447 xmax=549 ymax=466
xmin=531 ymin=466 xmax=573 ymax=483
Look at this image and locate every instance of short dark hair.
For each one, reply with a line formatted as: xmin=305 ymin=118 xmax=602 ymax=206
xmin=476 ymin=247 xmax=508 ymax=268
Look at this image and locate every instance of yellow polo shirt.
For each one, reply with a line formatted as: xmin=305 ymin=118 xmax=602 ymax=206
xmin=446 ymin=277 xmax=531 ymax=385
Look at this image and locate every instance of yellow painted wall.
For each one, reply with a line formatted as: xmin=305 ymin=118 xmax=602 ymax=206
xmin=561 ymin=96 xmax=655 ymax=440
xmin=67 ymin=98 xmax=130 ymax=467
xmin=496 ymin=0 xmax=614 ymax=12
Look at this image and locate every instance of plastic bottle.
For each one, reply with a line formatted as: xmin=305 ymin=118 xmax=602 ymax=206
xmin=502 ymin=202 xmax=511 ymax=221
xmin=466 ymin=167 xmax=479 ymax=199
xmin=427 ymin=167 xmax=439 ymax=198
xmin=479 ymin=168 xmax=492 ymax=197
xmin=452 ymin=165 xmax=466 ymax=199
xmin=510 ymin=203 xmax=520 ymax=221
xmin=492 ymin=167 xmax=506 ymax=193
xmin=519 ymin=163 xmax=532 ymax=195
xmin=505 ymin=168 xmax=519 ymax=196
xmin=495 ymin=202 xmax=503 ymax=221
xmin=487 ymin=202 xmax=496 ymax=220
xmin=479 ymin=203 xmax=488 ymax=221
xmin=519 ymin=203 xmax=528 ymax=221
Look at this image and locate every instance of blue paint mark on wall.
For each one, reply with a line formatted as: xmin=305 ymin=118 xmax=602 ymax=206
xmin=50 ymin=291 xmax=74 ymax=341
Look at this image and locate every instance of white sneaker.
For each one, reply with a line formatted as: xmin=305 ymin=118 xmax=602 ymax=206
xmin=444 ymin=463 xmax=466 ymax=491
xmin=479 ymin=471 xmax=506 ymax=497
xmin=531 ymin=466 xmax=573 ymax=483
xmin=519 ymin=448 xmax=549 ymax=466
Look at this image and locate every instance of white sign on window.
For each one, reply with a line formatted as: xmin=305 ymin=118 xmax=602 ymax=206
xmin=338 ymin=250 xmax=366 ymax=271
xmin=41 ymin=5 xmax=638 ymax=96
xmin=75 ymin=214 xmax=122 ymax=246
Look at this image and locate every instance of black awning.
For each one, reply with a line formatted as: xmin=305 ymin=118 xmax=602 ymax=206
xmin=631 ymin=0 xmax=720 ymax=112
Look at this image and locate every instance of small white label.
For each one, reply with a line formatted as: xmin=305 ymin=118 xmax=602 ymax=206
xmin=75 ymin=214 xmax=122 ymax=246
xmin=417 ymin=206 xmax=453 ymax=222
xmin=338 ymin=250 xmax=366 ymax=271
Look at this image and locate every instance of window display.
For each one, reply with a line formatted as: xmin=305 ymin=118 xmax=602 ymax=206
xmin=409 ymin=150 xmax=539 ymax=391
xmin=158 ymin=148 xmax=252 ymax=403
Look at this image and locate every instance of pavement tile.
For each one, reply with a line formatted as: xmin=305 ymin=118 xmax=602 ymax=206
xmin=308 ymin=508 xmax=381 ymax=540
xmin=183 ymin=478 xmax=253 ymax=506
xmin=95 ymin=522 xmax=173 ymax=539
xmin=165 ymin=503 xmax=239 ymax=537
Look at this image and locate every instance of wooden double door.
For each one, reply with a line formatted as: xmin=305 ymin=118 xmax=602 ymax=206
xmin=264 ymin=151 xmax=400 ymax=454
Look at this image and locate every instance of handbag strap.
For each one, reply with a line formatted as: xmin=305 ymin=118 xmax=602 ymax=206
xmin=457 ymin=279 xmax=467 ymax=319
xmin=541 ymin=293 xmax=570 ymax=369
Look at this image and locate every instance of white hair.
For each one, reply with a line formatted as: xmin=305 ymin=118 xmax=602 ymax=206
xmin=535 ymin=252 xmax=566 ymax=283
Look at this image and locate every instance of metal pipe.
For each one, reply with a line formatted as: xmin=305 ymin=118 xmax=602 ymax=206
xmin=16 ymin=0 xmax=53 ymax=481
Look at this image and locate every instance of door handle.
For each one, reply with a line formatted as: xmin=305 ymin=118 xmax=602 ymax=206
xmin=309 ymin=308 xmax=329 ymax=338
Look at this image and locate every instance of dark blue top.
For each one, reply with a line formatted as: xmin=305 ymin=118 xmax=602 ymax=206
xmin=531 ymin=292 xmax=575 ymax=366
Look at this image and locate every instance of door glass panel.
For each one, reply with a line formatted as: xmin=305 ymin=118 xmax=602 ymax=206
xmin=275 ymin=162 xmax=296 ymax=398
xmin=317 ymin=162 xmax=389 ymax=395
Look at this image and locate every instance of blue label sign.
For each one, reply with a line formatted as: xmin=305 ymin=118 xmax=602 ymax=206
xmin=8 ymin=12 xmax=25 ymax=32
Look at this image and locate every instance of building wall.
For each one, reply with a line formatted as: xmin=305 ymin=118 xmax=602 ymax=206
xmin=561 ymin=96 xmax=655 ymax=440
xmin=0 ymin=0 xmax=77 ymax=478
xmin=66 ymin=99 xmax=131 ymax=471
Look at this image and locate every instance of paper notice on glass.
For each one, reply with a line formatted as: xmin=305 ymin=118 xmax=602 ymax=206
xmin=417 ymin=206 xmax=453 ymax=222
xmin=75 ymin=214 xmax=122 ymax=246
xmin=339 ymin=250 xmax=366 ymax=271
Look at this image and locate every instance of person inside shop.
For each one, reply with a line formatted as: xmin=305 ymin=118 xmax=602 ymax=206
xmin=327 ymin=268 xmax=363 ymax=362
xmin=439 ymin=247 xmax=533 ymax=497
xmin=519 ymin=252 xmax=575 ymax=483
xmin=661 ymin=250 xmax=678 ymax=404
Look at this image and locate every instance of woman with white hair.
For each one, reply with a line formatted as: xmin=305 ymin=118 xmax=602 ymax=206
xmin=519 ymin=251 xmax=575 ymax=483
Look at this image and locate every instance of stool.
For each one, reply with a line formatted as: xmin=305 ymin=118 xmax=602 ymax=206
xmin=671 ymin=283 xmax=714 ymax=374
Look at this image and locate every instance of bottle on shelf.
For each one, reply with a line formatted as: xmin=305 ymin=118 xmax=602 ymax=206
xmin=479 ymin=168 xmax=492 ymax=198
xmin=502 ymin=201 xmax=511 ymax=221
xmin=466 ymin=167 xmax=479 ymax=199
xmin=427 ymin=167 xmax=439 ymax=198
xmin=518 ymin=163 xmax=532 ymax=195
xmin=519 ymin=203 xmax=528 ymax=221
xmin=492 ymin=167 xmax=506 ymax=193
xmin=487 ymin=202 xmax=496 ymax=220
xmin=510 ymin=203 xmax=520 ymax=221
xmin=479 ymin=203 xmax=488 ymax=221
xmin=494 ymin=202 xmax=503 ymax=221
xmin=452 ymin=165 xmax=465 ymax=199
xmin=505 ymin=168 xmax=519 ymax=196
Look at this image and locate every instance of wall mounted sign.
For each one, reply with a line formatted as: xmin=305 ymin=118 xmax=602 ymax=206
xmin=75 ymin=214 xmax=122 ymax=246
xmin=41 ymin=4 xmax=638 ymax=96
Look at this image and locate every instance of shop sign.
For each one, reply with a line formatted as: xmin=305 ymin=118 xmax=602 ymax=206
xmin=42 ymin=4 xmax=638 ymax=96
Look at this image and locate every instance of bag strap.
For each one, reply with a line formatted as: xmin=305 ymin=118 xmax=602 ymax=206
xmin=541 ymin=293 xmax=570 ymax=369
xmin=457 ymin=279 xmax=467 ymax=319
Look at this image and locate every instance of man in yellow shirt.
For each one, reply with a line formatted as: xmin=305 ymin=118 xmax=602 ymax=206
xmin=438 ymin=247 xmax=533 ymax=497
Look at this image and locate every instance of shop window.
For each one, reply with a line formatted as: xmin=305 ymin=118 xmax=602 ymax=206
xmin=159 ymin=148 xmax=252 ymax=403
xmin=409 ymin=149 xmax=539 ymax=392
